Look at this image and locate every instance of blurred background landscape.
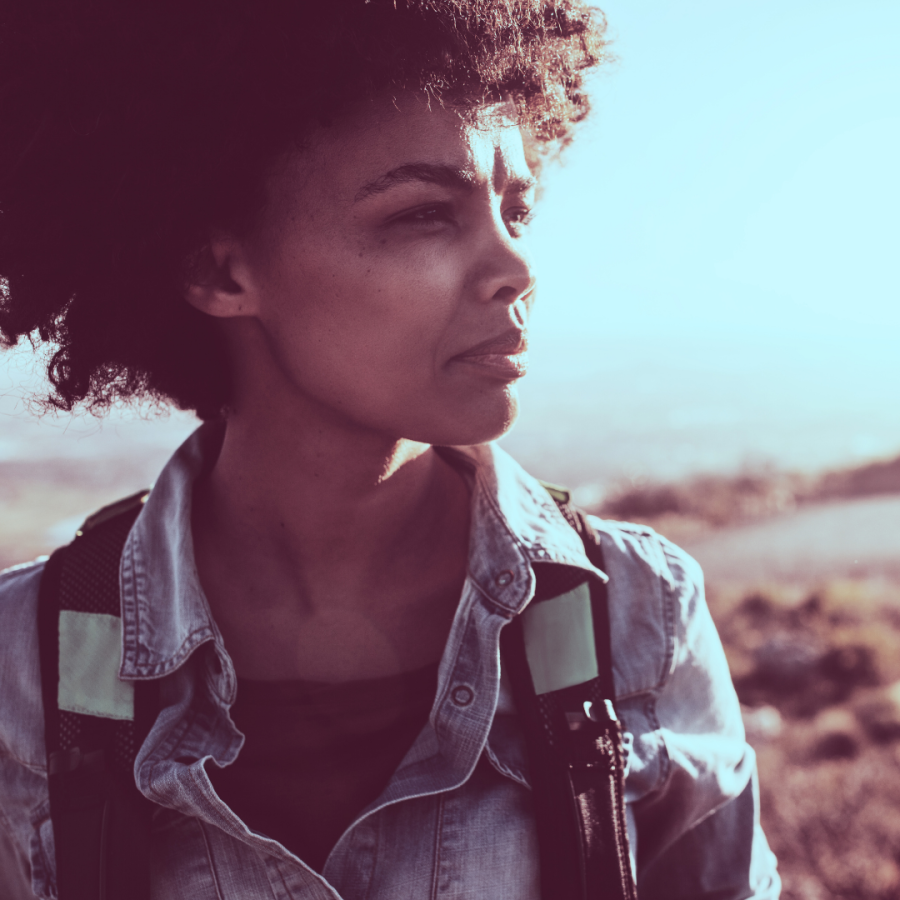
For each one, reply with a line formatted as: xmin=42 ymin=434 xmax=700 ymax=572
xmin=2 ymin=1 xmax=899 ymax=897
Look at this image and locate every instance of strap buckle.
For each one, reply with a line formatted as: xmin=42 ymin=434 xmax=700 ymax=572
xmin=565 ymin=699 xmax=617 ymax=732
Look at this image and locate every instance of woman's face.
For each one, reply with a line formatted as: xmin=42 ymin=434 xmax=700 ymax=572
xmin=226 ymin=93 xmax=537 ymax=447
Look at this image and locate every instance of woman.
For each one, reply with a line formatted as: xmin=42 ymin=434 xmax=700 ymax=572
xmin=0 ymin=1 xmax=780 ymax=897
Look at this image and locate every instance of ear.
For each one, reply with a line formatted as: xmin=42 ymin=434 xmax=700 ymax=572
xmin=184 ymin=234 xmax=259 ymax=318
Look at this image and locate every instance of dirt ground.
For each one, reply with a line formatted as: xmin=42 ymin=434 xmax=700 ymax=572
xmin=701 ymin=577 xmax=900 ymax=900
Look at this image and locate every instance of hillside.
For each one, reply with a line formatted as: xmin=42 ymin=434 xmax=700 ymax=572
xmin=595 ymin=452 xmax=900 ymax=546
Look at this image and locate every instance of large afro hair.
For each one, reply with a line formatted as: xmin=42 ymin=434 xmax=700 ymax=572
xmin=0 ymin=0 xmax=609 ymax=419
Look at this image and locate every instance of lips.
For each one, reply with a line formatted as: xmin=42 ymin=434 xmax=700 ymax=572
xmin=452 ymin=328 xmax=529 ymax=380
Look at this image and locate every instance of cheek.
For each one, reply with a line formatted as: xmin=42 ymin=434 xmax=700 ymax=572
xmin=260 ymin=236 xmax=464 ymax=392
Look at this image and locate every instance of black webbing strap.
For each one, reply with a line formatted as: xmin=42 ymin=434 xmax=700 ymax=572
xmin=38 ymin=492 xmax=157 ymax=900
xmin=500 ymin=498 xmax=637 ymax=900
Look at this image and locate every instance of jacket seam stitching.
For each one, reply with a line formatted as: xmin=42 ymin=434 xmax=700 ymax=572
xmin=646 ymin=533 xmax=678 ymax=693
xmin=141 ymin=702 xmax=204 ymax=800
xmin=430 ymin=792 xmax=446 ymax=900
xmin=360 ymin=816 xmax=382 ymax=900
xmin=123 ymin=626 xmax=216 ymax=680
xmin=644 ymin=692 xmax=671 ymax=800
xmin=196 ymin=818 xmax=227 ymax=900
xmin=581 ymin=521 xmax=675 ymax=697
xmin=644 ymin=535 xmax=677 ymax=794
xmin=468 ymin=576 xmax=516 ymax=618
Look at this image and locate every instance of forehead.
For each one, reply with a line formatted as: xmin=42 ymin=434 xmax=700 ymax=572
xmin=272 ymin=93 xmax=532 ymax=203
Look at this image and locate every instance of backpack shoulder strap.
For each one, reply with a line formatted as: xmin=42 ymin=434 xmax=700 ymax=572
xmin=499 ymin=485 xmax=637 ymax=900
xmin=38 ymin=490 xmax=157 ymax=900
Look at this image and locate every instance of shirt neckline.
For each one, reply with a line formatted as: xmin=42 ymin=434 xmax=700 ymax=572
xmin=118 ymin=421 xmax=606 ymax=682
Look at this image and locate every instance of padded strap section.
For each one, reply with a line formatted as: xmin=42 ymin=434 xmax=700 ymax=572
xmin=38 ymin=496 xmax=154 ymax=900
xmin=501 ymin=497 xmax=637 ymax=900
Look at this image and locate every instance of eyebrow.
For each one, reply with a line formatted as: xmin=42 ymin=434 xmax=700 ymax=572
xmin=354 ymin=162 xmax=537 ymax=203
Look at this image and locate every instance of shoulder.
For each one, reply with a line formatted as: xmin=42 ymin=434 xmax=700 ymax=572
xmin=0 ymin=558 xmax=45 ymax=643
xmin=0 ymin=559 xmax=47 ymax=768
xmin=0 ymin=560 xmax=55 ymax=899
xmin=584 ymin=516 xmax=705 ymax=700
xmin=0 ymin=557 xmax=45 ymax=650
xmin=0 ymin=557 xmax=46 ymax=597
xmin=586 ymin=514 xmax=702 ymax=595
xmin=586 ymin=515 xmax=750 ymax=798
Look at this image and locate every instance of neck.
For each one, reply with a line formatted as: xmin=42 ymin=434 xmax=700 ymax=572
xmin=192 ymin=378 xmax=471 ymax=614
xmin=189 ymin=334 xmax=473 ymax=681
xmin=209 ymin=405 xmax=444 ymax=558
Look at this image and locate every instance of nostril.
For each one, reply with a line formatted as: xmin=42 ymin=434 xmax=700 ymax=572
xmin=492 ymin=285 xmax=521 ymax=304
xmin=491 ymin=278 xmax=535 ymax=306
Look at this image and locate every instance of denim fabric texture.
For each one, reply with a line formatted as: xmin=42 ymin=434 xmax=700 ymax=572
xmin=0 ymin=423 xmax=780 ymax=899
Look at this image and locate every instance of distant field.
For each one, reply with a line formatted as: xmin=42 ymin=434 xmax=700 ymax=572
xmin=0 ymin=451 xmax=180 ymax=570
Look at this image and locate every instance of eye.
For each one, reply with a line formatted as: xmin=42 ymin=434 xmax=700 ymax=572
xmin=504 ymin=204 xmax=535 ymax=234
xmin=394 ymin=203 xmax=456 ymax=228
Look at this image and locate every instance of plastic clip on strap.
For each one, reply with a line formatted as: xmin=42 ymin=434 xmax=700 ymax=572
xmin=500 ymin=501 xmax=637 ymax=900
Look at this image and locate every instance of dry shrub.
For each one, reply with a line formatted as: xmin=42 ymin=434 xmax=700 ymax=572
xmin=758 ymin=744 xmax=900 ymax=900
xmin=815 ymin=457 xmax=900 ymax=501
xmin=600 ymin=472 xmax=802 ymax=528
xmin=597 ymin=453 xmax=900 ymax=538
xmin=709 ymin=579 xmax=900 ymax=898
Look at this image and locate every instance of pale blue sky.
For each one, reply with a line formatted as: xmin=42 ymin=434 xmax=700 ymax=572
xmin=504 ymin=0 xmax=900 ymax=490
xmin=530 ymin=0 xmax=900 ymax=340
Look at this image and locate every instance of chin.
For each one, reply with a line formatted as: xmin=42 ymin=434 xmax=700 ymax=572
xmin=429 ymin=387 xmax=520 ymax=447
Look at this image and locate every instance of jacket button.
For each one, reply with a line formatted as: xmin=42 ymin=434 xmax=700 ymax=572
xmin=451 ymin=685 xmax=474 ymax=707
xmin=496 ymin=570 xmax=514 ymax=586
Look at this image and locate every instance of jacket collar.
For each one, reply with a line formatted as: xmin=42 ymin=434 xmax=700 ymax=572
xmin=119 ymin=423 xmax=604 ymax=682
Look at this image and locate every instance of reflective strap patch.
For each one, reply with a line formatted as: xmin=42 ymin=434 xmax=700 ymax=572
xmin=522 ymin=582 xmax=598 ymax=695
xmin=58 ymin=610 xmax=134 ymax=721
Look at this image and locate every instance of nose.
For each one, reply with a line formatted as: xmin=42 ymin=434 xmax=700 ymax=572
xmin=473 ymin=216 xmax=536 ymax=307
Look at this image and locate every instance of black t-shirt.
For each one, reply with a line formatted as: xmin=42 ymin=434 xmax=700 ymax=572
xmin=207 ymin=662 xmax=439 ymax=872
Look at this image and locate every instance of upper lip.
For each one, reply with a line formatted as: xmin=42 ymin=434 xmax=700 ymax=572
xmin=455 ymin=328 xmax=528 ymax=359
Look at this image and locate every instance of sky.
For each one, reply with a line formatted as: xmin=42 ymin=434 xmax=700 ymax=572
xmin=529 ymin=0 xmax=900 ymax=341
xmin=502 ymin=0 xmax=900 ymax=494
xmin=2 ymin=0 xmax=899 ymax=495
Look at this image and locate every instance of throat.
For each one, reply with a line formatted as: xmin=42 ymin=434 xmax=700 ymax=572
xmin=191 ymin=428 xmax=472 ymax=683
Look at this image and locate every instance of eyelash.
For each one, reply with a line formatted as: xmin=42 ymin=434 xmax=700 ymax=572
xmin=505 ymin=206 xmax=535 ymax=232
xmin=400 ymin=204 xmax=454 ymax=227
xmin=395 ymin=202 xmax=535 ymax=232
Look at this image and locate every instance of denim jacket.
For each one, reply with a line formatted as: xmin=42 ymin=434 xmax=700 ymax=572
xmin=0 ymin=423 xmax=780 ymax=899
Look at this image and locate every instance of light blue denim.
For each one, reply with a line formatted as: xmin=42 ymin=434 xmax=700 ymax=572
xmin=0 ymin=423 xmax=780 ymax=899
